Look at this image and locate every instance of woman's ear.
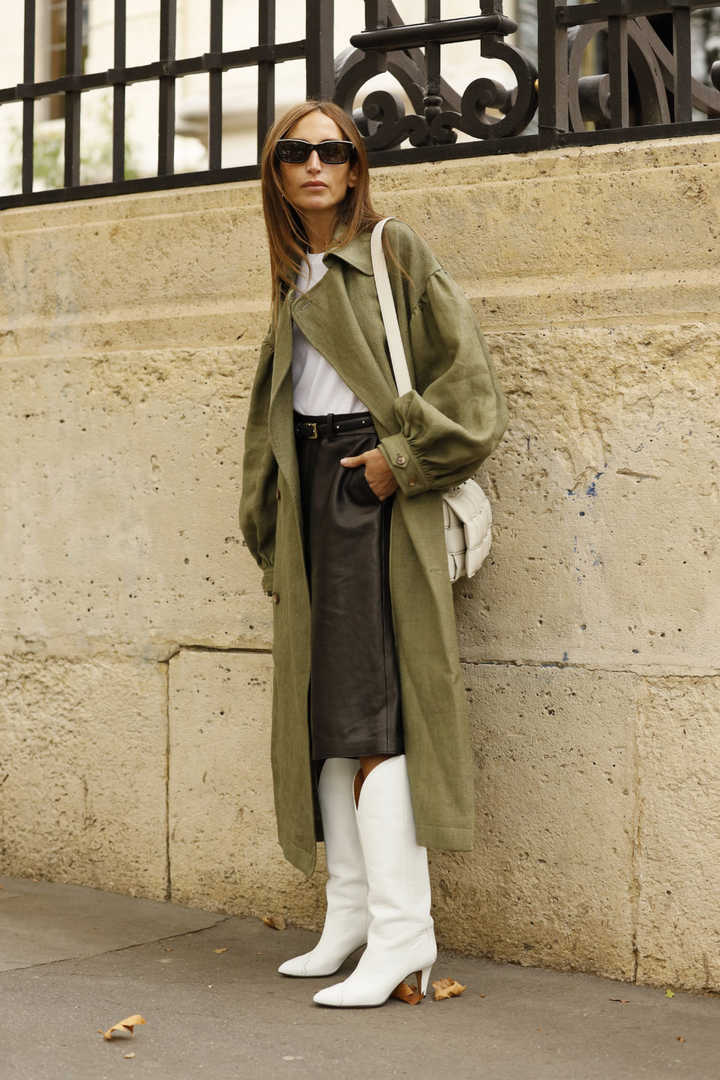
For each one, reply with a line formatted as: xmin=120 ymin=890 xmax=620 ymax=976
xmin=346 ymin=163 xmax=360 ymax=189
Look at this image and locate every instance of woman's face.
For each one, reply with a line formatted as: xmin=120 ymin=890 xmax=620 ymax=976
xmin=277 ymin=110 xmax=359 ymax=222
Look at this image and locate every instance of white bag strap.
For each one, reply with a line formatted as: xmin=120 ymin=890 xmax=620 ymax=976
xmin=370 ymin=217 xmax=413 ymax=397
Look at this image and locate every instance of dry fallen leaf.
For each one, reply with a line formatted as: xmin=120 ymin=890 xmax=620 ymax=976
xmin=99 ymin=1015 xmax=146 ymax=1041
xmin=432 ymin=977 xmax=467 ymax=1001
xmin=676 ymin=1036 xmax=686 ymax=1043
xmin=390 ymin=979 xmax=424 ymax=1006
xmin=123 ymin=1053 xmax=136 ymax=1059
xmin=609 ymin=998 xmax=631 ymax=1004
xmin=214 ymin=947 xmax=229 ymax=954
xmin=665 ymin=988 xmax=675 ymax=998
xmin=262 ymin=915 xmax=286 ymax=930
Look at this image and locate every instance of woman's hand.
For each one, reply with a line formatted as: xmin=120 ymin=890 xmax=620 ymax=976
xmin=340 ymin=447 xmax=399 ymax=501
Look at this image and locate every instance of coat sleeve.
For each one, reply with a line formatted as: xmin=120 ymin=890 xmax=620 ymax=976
xmin=238 ymin=330 xmax=278 ymax=595
xmin=377 ymin=266 xmax=508 ymax=497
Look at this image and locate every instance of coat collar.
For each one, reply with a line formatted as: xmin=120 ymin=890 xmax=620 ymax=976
xmin=281 ymin=224 xmax=372 ymax=307
xmin=320 ymin=221 xmax=374 ymax=276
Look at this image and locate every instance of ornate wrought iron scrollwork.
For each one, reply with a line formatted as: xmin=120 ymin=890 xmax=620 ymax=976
xmin=569 ymin=21 xmax=672 ymax=129
xmin=429 ymin=39 xmax=539 ymax=141
xmin=569 ymin=15 xmax=720 ymax=130
xmin=334 ymin=1 xmax=538 ymax=150
xmin=351 ymin=89 xmax=431 ymax=149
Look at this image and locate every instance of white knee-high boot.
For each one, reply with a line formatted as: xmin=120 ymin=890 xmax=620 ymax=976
xmin=313 ymin=754 xmax=436 ymax=1006
xmin=278 ymin=757 xmax=369 ymax=977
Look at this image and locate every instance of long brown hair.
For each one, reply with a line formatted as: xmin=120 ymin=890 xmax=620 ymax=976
xmin=260 ymin=100 xmax=406 ymax=327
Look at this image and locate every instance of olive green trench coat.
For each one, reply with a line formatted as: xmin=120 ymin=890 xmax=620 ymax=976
xmin=239 ymin=218 xmax=508 ymax=878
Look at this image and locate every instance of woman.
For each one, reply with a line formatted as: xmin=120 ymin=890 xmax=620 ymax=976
xmin=239 ymin=100 xmax=508 ymax=1008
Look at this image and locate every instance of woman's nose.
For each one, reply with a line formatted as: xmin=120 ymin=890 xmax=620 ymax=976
xmin=306 ymin=150 xmax=322 ymax=171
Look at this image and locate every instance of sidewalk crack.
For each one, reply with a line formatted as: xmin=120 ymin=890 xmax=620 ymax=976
xmin=0 ymin=914 xmax=234 ymax=975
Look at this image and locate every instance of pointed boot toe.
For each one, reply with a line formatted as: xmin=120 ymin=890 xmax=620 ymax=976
xmin=312 ymin=984 xmax=346 ymax=1007
xmin=277 ymin=925 xmax=367 ymax=977
xmin=277 ymin=955 xmax=310 ymax=976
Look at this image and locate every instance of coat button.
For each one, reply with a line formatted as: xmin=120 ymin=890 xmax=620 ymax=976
xmin=272 ymin=592 xmax=280 ymax=604
xmin=395 ymin=454 xmax=408 ymax=467
xmin=409 ymin=480 xmax=416 ymax=487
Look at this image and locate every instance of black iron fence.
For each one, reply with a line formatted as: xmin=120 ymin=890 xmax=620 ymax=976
xmin=1 ymin=0 xmax=719 ymax=210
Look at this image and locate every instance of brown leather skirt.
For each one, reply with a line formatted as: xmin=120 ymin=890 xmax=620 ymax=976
xmin=294 ymin=410 xmax=404 ymax=762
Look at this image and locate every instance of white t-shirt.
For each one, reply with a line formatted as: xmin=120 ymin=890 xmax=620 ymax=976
xmin=292 ymin=251 xmax=368 ymax=415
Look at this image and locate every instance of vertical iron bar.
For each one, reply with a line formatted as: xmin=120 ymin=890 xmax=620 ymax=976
xmin=22 ymin=0 xmax=36 ymax=194
xmin=364 ymin=0 xmax=388 ymax=75
xmin=607 ymin=14 xmax=629 ymax=128
xmin=537 ymin=0 xmax=567 ymax=144
xmin=257 ymin=0 xmax=275 ymax=161
xmin=113 ymin=0 xmax=126 ymax=182
xmin=306 ymin=0 xmax=334 ymax=101
xmin=365 ymin=0 xmax=383 ymax=31
xmin=65 ymin=0 xmax=83 ymax=188
xmin=424 ymin=0 xmax=441 ymax=129
xmin=158 ymin=0 xmax=176 ymax=176
xmin=672 ymin=2 xmax=692 ymax=122
xmin=209 ymin=0 xmax=223 ymax=170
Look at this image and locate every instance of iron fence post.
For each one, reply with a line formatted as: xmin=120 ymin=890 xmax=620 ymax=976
xmin=537 ymin=0 xmax=568 ymax=145
xmin=22 ymin=0 xmax=36 ymax=195
xmin=306 ymin=0 xmax=335 ymax=101
xmin=65 ymin=0 xmax=83 ymax=188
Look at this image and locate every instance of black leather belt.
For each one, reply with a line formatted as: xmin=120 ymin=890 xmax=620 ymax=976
xmin=293 ymin=411 xmax=374 ymax=440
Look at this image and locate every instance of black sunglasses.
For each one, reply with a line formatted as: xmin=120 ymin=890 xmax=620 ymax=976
xmin=275 ymin=139 xmax=356 ymax=165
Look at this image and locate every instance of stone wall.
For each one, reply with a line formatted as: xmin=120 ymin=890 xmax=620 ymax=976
xmin=1 ymin=134 xmax=719 ymax=992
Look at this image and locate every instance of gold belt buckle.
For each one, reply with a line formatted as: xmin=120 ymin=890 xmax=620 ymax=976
xmin=307 ymin=421 xmax=319 ymax=439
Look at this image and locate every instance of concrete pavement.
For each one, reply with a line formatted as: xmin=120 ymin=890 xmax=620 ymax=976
xmin=2 ymin=873 xmax=719 ymax=1080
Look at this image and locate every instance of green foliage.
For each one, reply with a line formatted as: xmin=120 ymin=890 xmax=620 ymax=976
xmin=4 ymin=91 xmax=140 ymax=192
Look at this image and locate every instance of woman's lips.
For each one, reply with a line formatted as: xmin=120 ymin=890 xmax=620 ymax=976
xmin=302 ymin=181 xmax=327 ymax=188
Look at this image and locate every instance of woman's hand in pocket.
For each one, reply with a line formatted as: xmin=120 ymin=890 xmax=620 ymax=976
xmin=340 ymin=448 xmax=398 ymax=501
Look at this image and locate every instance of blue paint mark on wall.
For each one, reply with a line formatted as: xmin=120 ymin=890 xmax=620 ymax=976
xmin=566 ymin=464 xmax=608 ymax=500
xmin=566 ymin=465 xmax=608 ymax=581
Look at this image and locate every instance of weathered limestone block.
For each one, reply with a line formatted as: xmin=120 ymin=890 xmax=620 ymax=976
xmin=0 ymin=187 xmax=271 ymax=356
xmin=635 ymin=676 xmax=720 ymax=991
xmin=0 ymin=345 xmax=272 ymax=658
xmin=0 ymin=652 xmax=167 ymax=896
xmin=457 ymin=324 xmax=720 ymax=674
xmin=168 ymin=647 xmax=325 ymax=924
xmin=429 ymin=662 xmax=637 ymax=980
xmin=373 ymin=136 xmax=720 ymax=328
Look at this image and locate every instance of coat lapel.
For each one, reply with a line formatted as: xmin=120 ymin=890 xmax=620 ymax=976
xmin=267 ymin=226 xmax=399 ymax=506
xmin=289 ymin=266 xmax=397 ymax=434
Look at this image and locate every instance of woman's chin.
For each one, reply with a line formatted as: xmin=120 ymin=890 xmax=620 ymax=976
xmin=294 ymin=193 xmax=336 ymax=212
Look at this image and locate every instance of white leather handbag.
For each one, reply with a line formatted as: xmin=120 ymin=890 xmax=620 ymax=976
xmin=370 ymin=217 xmax=493 ymax=583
